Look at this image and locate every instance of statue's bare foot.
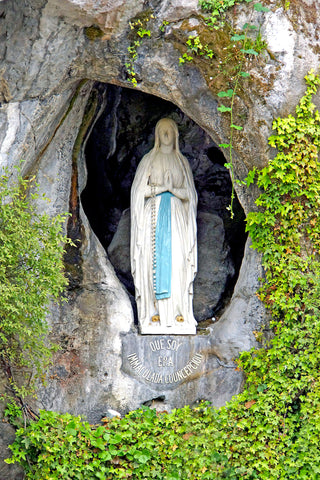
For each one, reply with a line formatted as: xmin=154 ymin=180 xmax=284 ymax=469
xmin=151 ymin=314 xmax=160 ymax=322
xmin=176 ymin=315 xmax=184 ymax=322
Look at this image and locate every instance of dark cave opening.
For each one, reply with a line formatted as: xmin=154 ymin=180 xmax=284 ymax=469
xmin=81 ymin=84 xmax=247 ymax=324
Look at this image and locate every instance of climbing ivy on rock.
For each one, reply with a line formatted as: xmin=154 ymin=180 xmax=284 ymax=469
xmin=246 ymin=69 xmax=320 ymax=320
xmin=217 ymin=1 xmax=268 ymax=217
xmin=0 ymin=169 xmax=69 ymax=403
xmin=236 ymin=69 xmax=320 ymax=478
xmin=178 ymin=0 xmax=269 ymax=217
xmin=125 ymin=11 xmax=155 ymax=87
xmin=6 ymin=71 xmax=320 ymax=478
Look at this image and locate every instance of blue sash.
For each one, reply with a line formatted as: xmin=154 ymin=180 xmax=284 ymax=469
xmin=155 ymin=191 xmax=173 ymax=300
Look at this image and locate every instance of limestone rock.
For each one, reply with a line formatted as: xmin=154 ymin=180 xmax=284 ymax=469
xmin=39 ymin=215 xmax=135 ymax=423
xmin=209 ymin=238 xmax=268 ymax=361
xmin=107 ymin=208 xmax=132 ymax=287
xmin=157 ymin=0 xmax=199 ymax=22
xmin=1 ymin=0 xmax=320 ymax=475
xmin=193 ymin=211 xmax=235 ymax=321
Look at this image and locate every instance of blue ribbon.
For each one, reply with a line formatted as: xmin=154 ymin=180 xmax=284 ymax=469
xmin=155 ymin=191 xmax=173 ymax=300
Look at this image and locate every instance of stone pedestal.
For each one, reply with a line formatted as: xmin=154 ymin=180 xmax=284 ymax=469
xmin=138 ymin=323 xmax=196 ymax=336
xmin=119 ymin=329 xmax=244 ymax=412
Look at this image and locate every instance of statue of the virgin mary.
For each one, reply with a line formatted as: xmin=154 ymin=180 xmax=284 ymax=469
xmin=130 ymin=118 xmax=197 ymax=334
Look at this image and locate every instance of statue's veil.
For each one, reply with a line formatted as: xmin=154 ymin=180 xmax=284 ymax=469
xmin=152 ymin=118 xmax=180 ymax=152
xmin=130 ymin=118 xmax=198 ymax=322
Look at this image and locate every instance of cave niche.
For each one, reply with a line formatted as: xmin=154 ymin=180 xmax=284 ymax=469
xmin=81 ymin=84 xmax=247 ymax=325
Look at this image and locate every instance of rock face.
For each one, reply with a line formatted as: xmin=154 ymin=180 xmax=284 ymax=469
xmin=107 ymin=208 xmax=132 ymax=286
xmin=1 ymin=0 xmax=320 ymax=476
xmin=194 ymin=211 xmax=235 ymax=320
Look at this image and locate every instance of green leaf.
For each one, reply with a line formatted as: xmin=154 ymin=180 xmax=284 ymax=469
xmin=167 ymin=473 xmax=180 ymax=480
xmin=109 ymin=434 xmax=122 ymax=444
xmin=240 ymin=71 xmax=251 ymax=78
xmin=257 ymin=384 xmax=268 ymax=393
xmin=218 ymin=105 xmax=232 ymax=112
xmin=254 ymin=2 xmax=270 ymax=12
xmin=245 ymin=168 xmax=256 ymax=186
xmin=96 ymin=472 xmax=106 ymax=480
xmin=217 ymin=89 xmax=234 ymax=98
xmin=231 ymin=124 xmax=243 ymax=130
xmin=231 ymin=34 xmax=246 ymax=41
xmin=243 ymin=23 xmax=258 ymax=30
xmin=98 ymin=451 xmax=112 ymax=461
xmin=240 ymin=48 xmax=258 ymax=55
xmin=134 ymin=449 xmax=151 ymax=464
xmin=219 ymin=143 xmax=231 ymax=148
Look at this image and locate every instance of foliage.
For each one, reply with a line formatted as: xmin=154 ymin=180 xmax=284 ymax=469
xmin=199 ymin=0 xmax=250 ymax=29
xmin=178 ymin=0 xmax=269 ymax=217
xmin=6 ymin=405 xmax=228 ymax=479
xmin=125 ymin=12 xmax=155 ymax=87
xmin=246 ymin=69 xmax=320 ymax=317
xmin=179 ymin=35 xmax=214 ymax=64
xmin=215 ymin=2 xmax=268 ymax=217
xmin=0 ymin=169 xmax=69 ymax=400
xmin=159 ymin=20 xmax=169 ymax=33
xmin=199 ymin=0 xmax=269 ymax=29
xmin=6 ymin=72 xmax=320 ymax=478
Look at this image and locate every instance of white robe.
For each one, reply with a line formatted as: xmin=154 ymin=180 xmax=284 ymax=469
xmin=131 ymin=148 xmax=197 ymax=335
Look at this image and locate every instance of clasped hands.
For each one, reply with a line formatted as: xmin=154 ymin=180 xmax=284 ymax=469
xmin=147 ymin=170 xmax=187 ymax=200
xmin=164 ymin=170 xmax=173 ymax=192
xmin=157 ymin=170 xmax=173 ymax=194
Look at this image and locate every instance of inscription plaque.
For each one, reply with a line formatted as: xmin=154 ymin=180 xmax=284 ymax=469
xmin=122 ymin=333 xmax=206 ymax=390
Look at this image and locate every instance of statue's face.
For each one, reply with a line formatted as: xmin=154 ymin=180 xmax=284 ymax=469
xmin=158 ymin=123 xmax=175 ymax=147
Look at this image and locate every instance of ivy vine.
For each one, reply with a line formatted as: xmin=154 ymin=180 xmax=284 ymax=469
xmin=6 ymin=71 xmax=320 ymax=479
xmin=0 ymin=169 xmax=69 ymax=407
xmin=179 ymin=0 xmax=269 ymax=217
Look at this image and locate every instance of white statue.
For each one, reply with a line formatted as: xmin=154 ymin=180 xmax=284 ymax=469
xmin=130 ymin=118 xmax=197 ymax=334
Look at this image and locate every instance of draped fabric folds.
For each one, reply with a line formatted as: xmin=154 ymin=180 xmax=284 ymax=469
xmin=155 ymin=191 xmax=173 ymax=300
xmin=130 ymin=119 xmax=198 ymax=334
